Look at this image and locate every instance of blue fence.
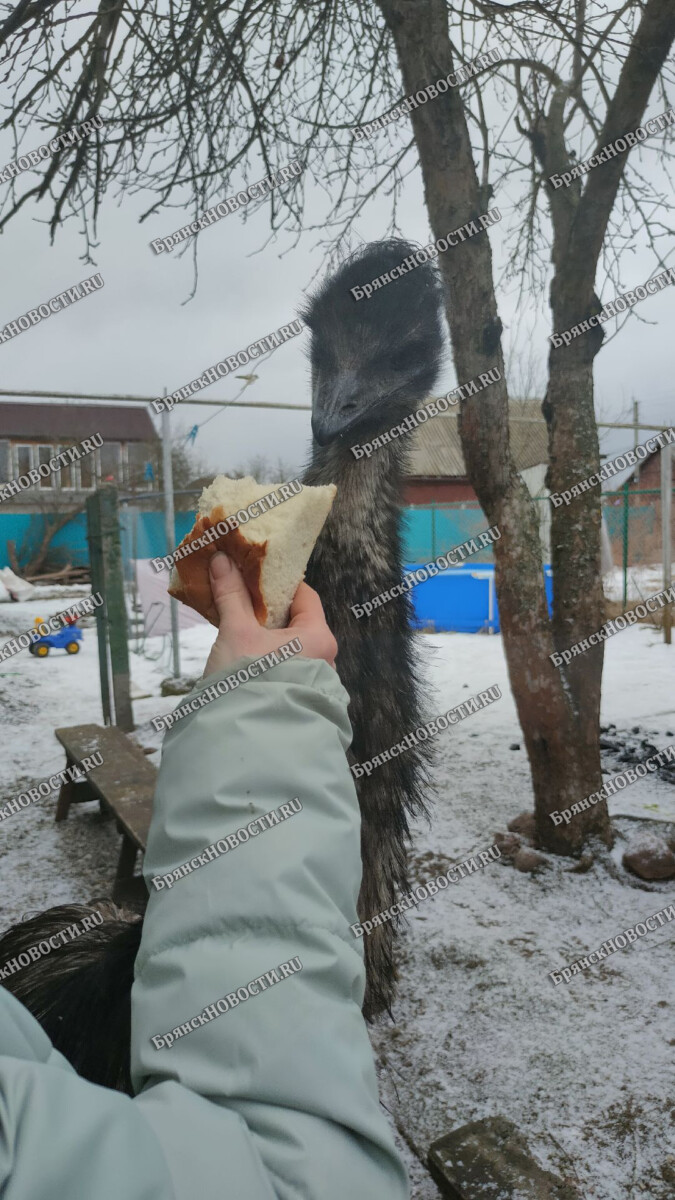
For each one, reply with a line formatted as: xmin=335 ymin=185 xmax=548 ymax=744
xmin=0 ymin=503 xmax=494 ymax=571
xmin=0 ymin=511 xmax=90 ymax=568
xmin=2 ymin=502 xmax=549 ymax=632
xmin=402 ymin=505 xmax=495 ymax=563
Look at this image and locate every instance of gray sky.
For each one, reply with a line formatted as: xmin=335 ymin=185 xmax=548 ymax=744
xmin=1 ymin=60 xmax=673 ymax=484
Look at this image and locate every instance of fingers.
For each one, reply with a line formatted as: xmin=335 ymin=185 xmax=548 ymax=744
xmin=288 ymin=581 xmax=326 ymax=625
xmin=289 ymin=582 xmax=338 ymax=668
xmin=206 ymin=567 xmax=339 ymax=673
xmin=209 ymin=553 xmax=256 ymax=633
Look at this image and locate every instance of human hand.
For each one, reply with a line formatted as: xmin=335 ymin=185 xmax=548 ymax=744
xmin=202 ymin=552 xmax=338 ymax=678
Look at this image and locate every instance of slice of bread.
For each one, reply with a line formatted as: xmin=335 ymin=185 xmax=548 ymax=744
xmin=168 ymin=475 xmax=336 ymax=628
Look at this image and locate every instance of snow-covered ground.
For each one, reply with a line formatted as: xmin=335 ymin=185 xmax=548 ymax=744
xmin=1 ymin=589 xmax=674 ymax=1199
xmin=603 ymin=563 xmax=671 ymax=605
xmin=371 ymin=626 xmax=675 ymax=1200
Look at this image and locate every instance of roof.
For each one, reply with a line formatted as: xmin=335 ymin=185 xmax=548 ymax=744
xmin=0 ymin=401 xmax=157 ymax=442
xmin=407 ymin=398 xmax=548 ymax=479
xmin=617 ymin=441 xmax=675 ymax=491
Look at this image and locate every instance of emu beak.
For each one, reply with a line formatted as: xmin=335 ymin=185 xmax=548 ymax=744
xmin=311 ymin=372 xmax=362 ymax=445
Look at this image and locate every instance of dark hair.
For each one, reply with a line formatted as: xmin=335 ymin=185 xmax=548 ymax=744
xmin=0 ymin=902 xmax=142 ymax=1094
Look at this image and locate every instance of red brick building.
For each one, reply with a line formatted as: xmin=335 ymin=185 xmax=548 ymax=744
xmin=603 ymin=434 xmax=675 ymax=569
xmin=616 ymin=438 xmax=675 ymax=495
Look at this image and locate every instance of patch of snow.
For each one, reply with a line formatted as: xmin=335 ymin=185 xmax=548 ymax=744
xmin=602 ymin=563 xmax=670 ymax=605
xmin=372 ymin=625 xmax=675 ymax=1200
xmin=0 ymin=567 xmax=35 ymax=602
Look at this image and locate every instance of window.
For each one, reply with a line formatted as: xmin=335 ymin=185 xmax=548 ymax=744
xmin=79 ymin=450 xmax=97 ymax=490
xmin=58 ymin=446 xmax=75 ymax=489
xmin=99 ymin=441 xmax=121 ymax=484
xmin=15 ymin=445 xmax=33 ymax=479
xmin=127 ymin=442 xmax=154 ymax=490
xmin=38 ymin=445 xmax=56 ymax=488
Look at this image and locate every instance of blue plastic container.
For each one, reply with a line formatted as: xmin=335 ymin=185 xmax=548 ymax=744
xmin=405 ymin=563 xmax=553 ymax=633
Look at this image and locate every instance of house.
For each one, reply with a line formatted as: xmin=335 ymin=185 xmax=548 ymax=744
xmin=404 ymin=398 xmax=549 ymax=503
xmin=612 ymin=435 xmax=675 ymax=495
xmin=0 ymin=401 xmax=160 ymax=571
xmin=0 ymin=401 xmax=158 ymax=504
xmin=404 ymin=398 xmax=551 ymax=560
xmin=603 ymin=433 xmax=675 ymax=569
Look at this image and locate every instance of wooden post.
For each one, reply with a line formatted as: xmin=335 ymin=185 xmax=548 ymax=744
xmin=86 ymin=493 xmax=113 ymax=725
xmin=662 ymin=444 xmax=672 ymax=646
xmin=99 ymin=486 xmax=134 ymax=731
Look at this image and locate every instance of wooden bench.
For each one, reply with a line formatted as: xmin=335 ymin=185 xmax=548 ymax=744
xmin=54 ymin=723 xmax=157 ymax=907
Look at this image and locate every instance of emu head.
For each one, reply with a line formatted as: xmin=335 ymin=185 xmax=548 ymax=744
xmin=301 ymin=240 xmax=445 ymax=447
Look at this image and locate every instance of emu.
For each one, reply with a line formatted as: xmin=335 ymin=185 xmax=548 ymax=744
xmin=0 ymin=240 xmax=445 ymax=1085
xmin=302 ymin=240 xmax=445 ymax=1017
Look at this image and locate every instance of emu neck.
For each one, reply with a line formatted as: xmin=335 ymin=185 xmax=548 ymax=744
xmin=304 ymin=439 xmax=408 ymax=598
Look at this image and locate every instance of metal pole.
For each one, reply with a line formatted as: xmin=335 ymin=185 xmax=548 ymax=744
xmin=161 ymin=397 xmax=181 ymax=678
xmin=662 ymin=443 xmax=672 ymax=646
xmin=622 ymin=481 xmax=629 ymax=610
xmin=633 ymin=398 xmax=640 ymax=485
xmin=0 ymin=386 xmax=311 ymax=412
xmin=0 ymin=388 xmax=670 ymax=431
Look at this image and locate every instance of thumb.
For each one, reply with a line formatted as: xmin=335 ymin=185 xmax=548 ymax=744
xmin=209 ymin=552 xmax=256 ymax=631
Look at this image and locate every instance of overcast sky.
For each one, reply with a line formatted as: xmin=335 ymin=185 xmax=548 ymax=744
xmin=1 ymin=21 xmax=673 ymax=486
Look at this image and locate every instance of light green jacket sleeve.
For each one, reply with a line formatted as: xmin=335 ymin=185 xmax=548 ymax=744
xmin=0 ymin=655 xmax=409 ymax=1200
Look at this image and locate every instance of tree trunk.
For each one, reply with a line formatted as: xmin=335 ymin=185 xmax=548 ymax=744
xmin=541 ymin=0 xmax=675 ymax=839
xmin=377 ymin=0 xmax=611 ymax=853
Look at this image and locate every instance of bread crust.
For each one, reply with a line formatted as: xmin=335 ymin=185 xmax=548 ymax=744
xmin=168 ymin=505 xmax=268 ymax=628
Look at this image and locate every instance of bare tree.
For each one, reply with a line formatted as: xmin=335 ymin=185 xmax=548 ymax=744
xmin=482 ymin=0 xmax=675 ymax=846
xmin=1 ymin=0 xmax=673 ymax=854
xmin=7 ymin=489 xmax=86 ymax=578
xmin=230 ymin=454 xmax=299 ymax=483
xmin=131 ymin=435 xmax=207 ymax=496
